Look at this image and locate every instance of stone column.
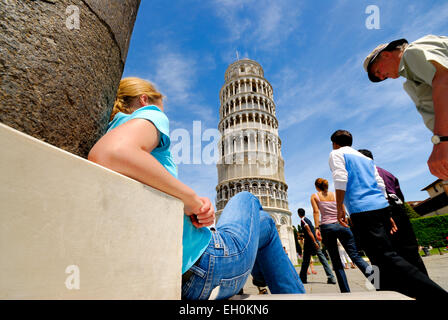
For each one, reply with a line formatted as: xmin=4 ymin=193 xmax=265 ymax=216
xmin=0 ymin=0 xmax=141 ymax=158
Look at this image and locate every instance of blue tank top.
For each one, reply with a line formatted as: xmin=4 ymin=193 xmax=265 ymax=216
xmin=108 ymin=105 xmax=211 ymax=273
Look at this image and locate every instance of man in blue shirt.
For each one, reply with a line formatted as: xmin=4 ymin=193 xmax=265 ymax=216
xmin=329 ymin=130 xmax=447 ymax=300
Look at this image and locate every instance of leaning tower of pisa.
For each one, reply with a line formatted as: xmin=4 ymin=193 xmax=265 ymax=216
xmin=215 ymin=59 xmax=297 ymax=265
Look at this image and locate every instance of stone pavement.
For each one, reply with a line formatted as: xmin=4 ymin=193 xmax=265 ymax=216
xmin=242 ymin=253 xmax=448 ymax=296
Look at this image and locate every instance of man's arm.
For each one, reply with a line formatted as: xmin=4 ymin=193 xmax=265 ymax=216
xmin=428 ymin=60 xmax=448 ymax=180
xmin=303 ymin=224 xmax=320 ymax=250
xmin=329 ymin=149 xmax=348 ymax=192
xmin=335 ymin=189 xmax=349 ymax=227
xmin=329 ymin=149 xmax=349 ymax=227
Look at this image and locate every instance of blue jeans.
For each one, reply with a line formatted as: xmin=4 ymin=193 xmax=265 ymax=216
xmin=181 ymin=192 xmax=305 ymax=300
xmin=299 ymin=246 xmax=335 ymax=283
xmin=320 ymin=222 xmax=371 ymax=293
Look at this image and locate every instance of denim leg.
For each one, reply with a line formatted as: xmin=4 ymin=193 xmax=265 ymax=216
xmin=316 ymin=249 xmax=335 ymax=279
xmin=338 ymin=226 xmax=371 ymax=277
xmin=321 ymin=224 xmax=350 ymax=292
xmin=216 ymin=191 xmax=261 ymax=253
xmin=251 ymin=260 xmax=267 ymax=287
xmin=253 ymin=210 xmax=305 ymax=293
xmin=299 ymin=248 xmax=311 ymax=283
xmin=214 ymin=192 xmax=261 ymax=299
xmin=182 ymin=191 xmax=261 ymax=300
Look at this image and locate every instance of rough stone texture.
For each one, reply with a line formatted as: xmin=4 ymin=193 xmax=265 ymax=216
xmin=0 ymin=0 xmax=140 ymax=157
xmin=83 ymin=0 xmax=138 ymax=65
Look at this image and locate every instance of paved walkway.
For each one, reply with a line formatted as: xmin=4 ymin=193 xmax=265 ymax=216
xmin=242 ymin=253 xmax=448 ymax=296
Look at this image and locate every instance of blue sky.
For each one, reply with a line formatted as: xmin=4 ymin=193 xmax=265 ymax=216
xmin=122 ymin=0 xmax=448 ymax=227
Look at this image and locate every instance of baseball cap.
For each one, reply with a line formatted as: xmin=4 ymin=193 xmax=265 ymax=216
xmin=363 ymin=38 xmax=408 ymax=82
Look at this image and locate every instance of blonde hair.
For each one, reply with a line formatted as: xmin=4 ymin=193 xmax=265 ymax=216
xmin=315 ymin=178 xmax=329 ymax=192
xmin=110 ymin=77 xmax=164 ymax=121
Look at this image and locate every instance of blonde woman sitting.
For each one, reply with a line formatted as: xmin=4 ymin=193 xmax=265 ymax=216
xmin=88 ymin=77 xmax=305 ymax=299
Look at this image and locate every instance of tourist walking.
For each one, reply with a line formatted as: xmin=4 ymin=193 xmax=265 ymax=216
xmin=310 ymin=178 xmax=371 ymax=293
xmin=307 ymin=257 xmax=317 ymax=275
xmin=297 ymin=208 xmax=337 ymax=285
xmin=337 ymin=240 xmax=355 ymax=269
xmin=328 ymin=129 xmax=447 ymax=300
xmin=358 ymin=149 xmax=429 ymax=276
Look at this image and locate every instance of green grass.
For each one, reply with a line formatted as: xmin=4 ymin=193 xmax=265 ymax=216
xmin=295 ymin=258 xmax=334 ymax=267
xmin=419 ymin=247 xmax=447 ymax=256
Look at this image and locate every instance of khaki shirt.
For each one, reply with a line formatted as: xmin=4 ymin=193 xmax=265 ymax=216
xmin=398 ymin=35 xmax=448 ymax=132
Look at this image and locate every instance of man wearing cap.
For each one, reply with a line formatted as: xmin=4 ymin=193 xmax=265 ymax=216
xmin=364 ymin=35 xmax=448 ymax=180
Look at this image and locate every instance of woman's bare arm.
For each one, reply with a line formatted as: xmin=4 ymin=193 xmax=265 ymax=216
xmin=310 ymin=194 xmax=322 ymax=240
xmin=310 ymin=194 xmax=320 ymax=228
xmin=88 ymin=118 xmax=213 ymax=226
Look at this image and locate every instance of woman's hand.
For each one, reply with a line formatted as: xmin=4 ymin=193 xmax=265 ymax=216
xmin=184 ymin=196 xmax=215 ymax=228
xmin=183 ymin=194 xmax=203 ymax=217
xmin=315 ymin=229 xmax=322 ymax=241
xmin=195 ymin=197 xmax=215 ymax=228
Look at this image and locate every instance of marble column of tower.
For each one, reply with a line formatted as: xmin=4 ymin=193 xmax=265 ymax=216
xmin=215 ymin=59 xmax=298 ymax=265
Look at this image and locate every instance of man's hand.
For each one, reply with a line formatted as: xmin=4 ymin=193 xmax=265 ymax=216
xmin=428 ymin=143 xmax=448 ymax=180
xmin=335 ymin=189 xmax=349 ymax=227
xmin=314 ymin=241 xmax=320 ymax=250
xmin=389 ymin=217 xmax=398 ymax=235
xmin=429 ymin=61 xmax=448 ymax=180
xmin=337 ymin=208 xmax=349 ymax=228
